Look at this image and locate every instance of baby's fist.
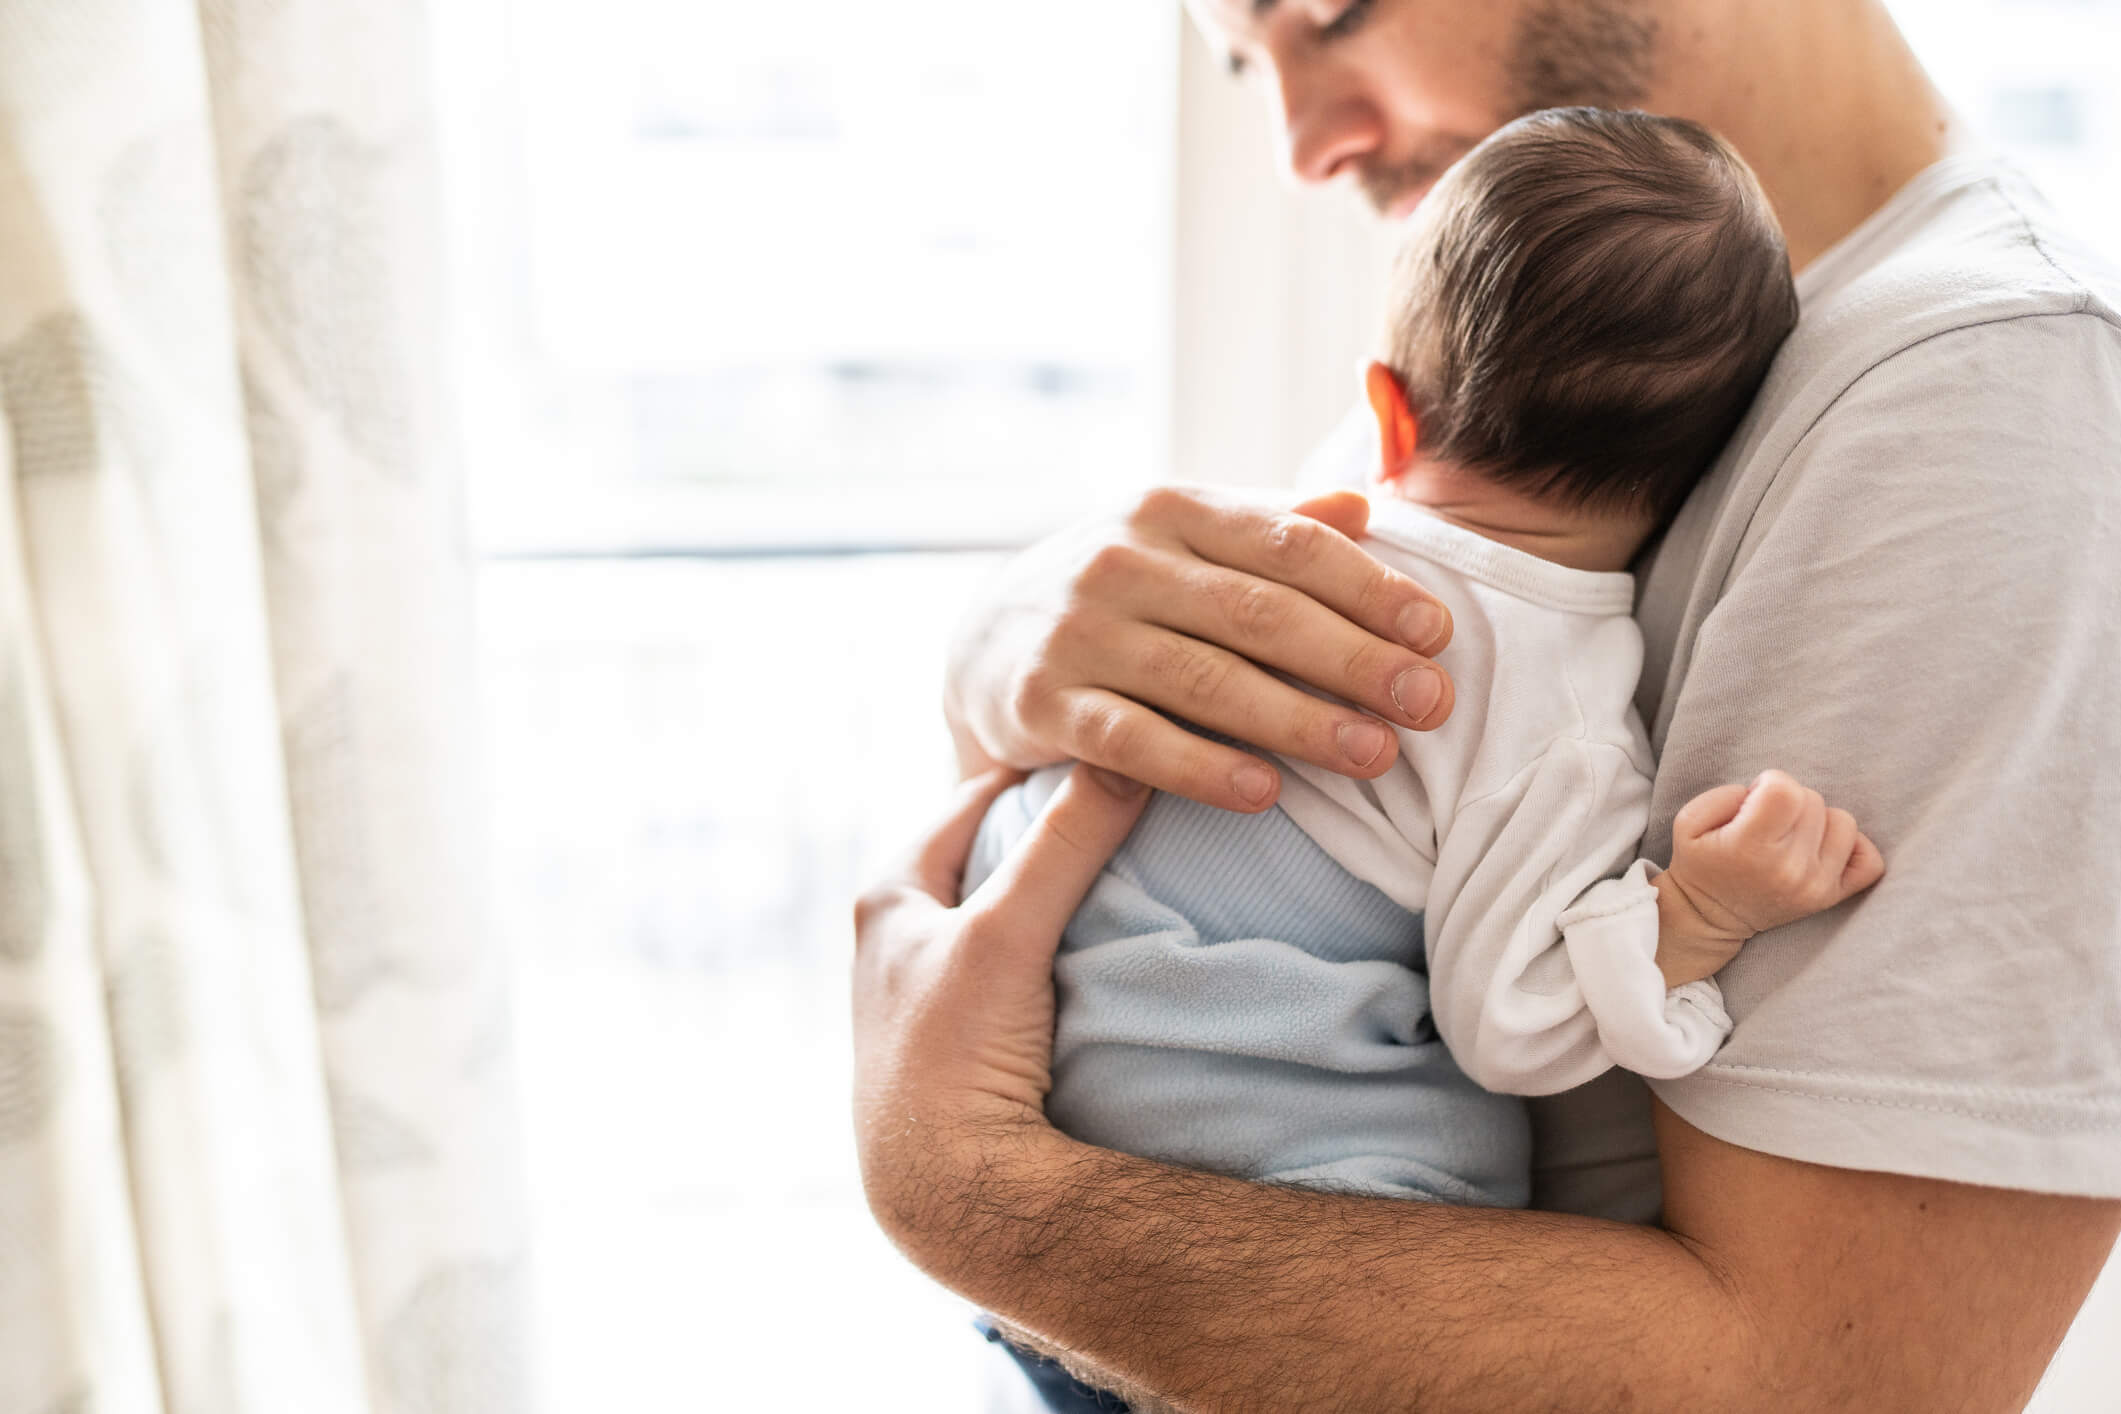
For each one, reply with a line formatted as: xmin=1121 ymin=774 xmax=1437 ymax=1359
xmin=1666 ymin=770 xmax=1885 ymax=941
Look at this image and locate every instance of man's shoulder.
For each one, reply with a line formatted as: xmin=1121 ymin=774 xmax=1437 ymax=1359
xmin=1698 ymin=159 xmax=2121 ymax=548
xmin=1636 ymin=158 xmax=2121 ymax=732
xmin=1767 ymin=157 xmax=2120 ymax=440
xmin=1849 ymin=159 xmax=2111 ymax=303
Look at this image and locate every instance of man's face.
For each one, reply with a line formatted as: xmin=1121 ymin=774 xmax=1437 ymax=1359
xmin=1185 ymin=0 xmax=1662 ymax=218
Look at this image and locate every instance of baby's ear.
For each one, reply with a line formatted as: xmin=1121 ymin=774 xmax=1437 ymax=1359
xmin=1364 ymin=362 xmax=1419 ymax=480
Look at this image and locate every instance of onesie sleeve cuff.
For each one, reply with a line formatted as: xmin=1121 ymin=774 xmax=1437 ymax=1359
xmin=1558 ymin=859 xmax=1734 ymax=1079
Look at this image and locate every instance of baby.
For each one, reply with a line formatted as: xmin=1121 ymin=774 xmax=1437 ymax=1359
xmin=964 ymin=108 xmax=1882 ymax=1411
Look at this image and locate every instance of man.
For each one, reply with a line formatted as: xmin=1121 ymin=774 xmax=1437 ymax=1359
xmin=852 ymin=0 xmax=2121 ymax=1407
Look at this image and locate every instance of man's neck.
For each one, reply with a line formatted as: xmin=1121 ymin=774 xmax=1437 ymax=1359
xmin=1660 ymin=0 xmax=1967 ymax=271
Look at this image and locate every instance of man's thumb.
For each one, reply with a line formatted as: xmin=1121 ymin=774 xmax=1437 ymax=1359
xmin=963 ymin=764 xmax=1151 ymax=949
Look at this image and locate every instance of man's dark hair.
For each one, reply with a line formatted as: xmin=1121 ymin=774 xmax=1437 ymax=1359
xmin=1382 ymin=107 xmax=1799 ymax=520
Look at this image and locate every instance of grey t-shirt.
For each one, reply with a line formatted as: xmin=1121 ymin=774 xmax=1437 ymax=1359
xmin=1312 ymin=152 xmax=2121 ymax=1219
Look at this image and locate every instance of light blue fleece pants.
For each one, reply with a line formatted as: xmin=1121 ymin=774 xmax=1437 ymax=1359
xmin=965 ymin=764 xmax=1530 ymax=1207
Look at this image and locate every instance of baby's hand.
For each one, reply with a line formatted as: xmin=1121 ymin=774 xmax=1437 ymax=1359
xmin=1652 ymin=770 xmax=1886 ymax=988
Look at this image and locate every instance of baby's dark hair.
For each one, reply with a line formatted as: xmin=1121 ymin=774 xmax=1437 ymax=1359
xmin=1382 ymin=107 xmax=1798 ymax=521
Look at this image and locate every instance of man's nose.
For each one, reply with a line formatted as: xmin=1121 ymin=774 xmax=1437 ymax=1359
xmin=1277 ymin=66 xmax=1383 ymax=185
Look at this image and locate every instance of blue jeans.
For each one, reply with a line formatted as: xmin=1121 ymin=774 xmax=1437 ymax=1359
xmin=977 ymin=1317 xmax=1132 ymax=1413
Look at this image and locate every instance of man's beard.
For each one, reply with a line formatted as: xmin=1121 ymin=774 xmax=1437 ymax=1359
xmin=1357 ymin=136 xmax=1479 ymax=217
xmin=1357 ymin=0 xmax=1661 ymax=217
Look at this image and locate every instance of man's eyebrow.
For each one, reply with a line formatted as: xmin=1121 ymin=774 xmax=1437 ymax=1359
xmin=1252 ymin=0 xmax=1278 ymax=12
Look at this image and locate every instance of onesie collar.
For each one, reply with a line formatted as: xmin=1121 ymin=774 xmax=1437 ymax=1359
xmin=1360 ymin=496 xmax=1638 ymax=617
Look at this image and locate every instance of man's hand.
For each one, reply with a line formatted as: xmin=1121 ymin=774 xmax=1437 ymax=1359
xmin=851 ymin=764 xmax=1149 ymax=1250
xmin=944 ymin=486 xmax=1457 ymax=812
xmin=1653 ymin=769 xmax=1887 ymax=987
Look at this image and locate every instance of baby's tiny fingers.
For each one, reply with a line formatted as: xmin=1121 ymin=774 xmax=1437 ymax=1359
xmin=1737 ymin=770 xmax=1807 ymax=839
xmin=1817 ymin=808 xmax=1858 ymax=871
xmin=1792 ymin=786 xmax=1828 ymax=848
xmin=1673 ymin=782 xmax=1750 ymax=842
xmin=1842 ymin=831 xmax=1887 ymax=895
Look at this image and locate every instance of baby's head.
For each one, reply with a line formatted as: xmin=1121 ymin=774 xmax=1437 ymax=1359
xmin=1367 ymin=107 xmax=1798 ymax=560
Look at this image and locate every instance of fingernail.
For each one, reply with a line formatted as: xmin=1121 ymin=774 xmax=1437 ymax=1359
xmin=1087 ymin=766 xmax=1147 ymax=799
xmin=1338 ymin=720 xmax=1390 ymax=768
xmin=1232 ymin=760 xmax=1276 ymax=806
xmin=1391 ymin=666 xmax=1444 ymax=724
xmin=1397 ymin=601 xmax=1448 ymax=651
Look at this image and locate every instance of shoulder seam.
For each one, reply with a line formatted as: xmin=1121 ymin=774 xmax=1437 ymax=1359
xmin=1981 ymin=173 xmax=2092 ymax=317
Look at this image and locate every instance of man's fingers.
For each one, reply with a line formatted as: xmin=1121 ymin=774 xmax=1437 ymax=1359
xmin=1053 ymin=685 xmax=1292 ymax=812
xmin=963 ymin=763 xmax=1152 ymax=947
xmin=1674 ymin=782 xmax=1751 ymax=841
xmin=1290 ymin=488 xmax=1372 ymax=541
xmin=1141 ymin=562 xmax=1450 ymax=736
xmin=902 ymin=768 xmax=1026 ymax=906
xmin=853 ymin=769 xmax=1016 ymax=947
xmin=1100 ymin=620 xmax=1418 ymax=785
xmin=1152 ymin=486 xmax=1455 ymax=658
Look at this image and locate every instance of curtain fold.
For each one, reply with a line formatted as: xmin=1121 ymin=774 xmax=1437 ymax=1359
xmin=0 ymin=3 xmax=531 ymax=1411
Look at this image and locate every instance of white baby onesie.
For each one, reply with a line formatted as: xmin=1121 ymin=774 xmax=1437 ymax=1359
xmin=1271 ymin=496 xmax=1730 ymax=1094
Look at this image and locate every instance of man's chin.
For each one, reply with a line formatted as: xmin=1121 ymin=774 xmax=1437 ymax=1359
xmin=1381 ymin=180 xmax=1439 ymax=223
xmin=1364 ymin=134 xmax=1484 ymax=221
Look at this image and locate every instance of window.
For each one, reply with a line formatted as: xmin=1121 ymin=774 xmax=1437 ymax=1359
xmin=436 ymin=1 xmax=1177 ymax=1406
xmin=450 ymin=0 xmax=1176 ymax=555
xmin=1890 ymin=0 xmax=2121 ymax=256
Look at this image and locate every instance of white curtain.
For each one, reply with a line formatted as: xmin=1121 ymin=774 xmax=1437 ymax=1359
xmin=0 ymin=2 xmax=530 ymax=1412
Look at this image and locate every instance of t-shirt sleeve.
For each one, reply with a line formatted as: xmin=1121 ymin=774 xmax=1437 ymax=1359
xmin=1426 ymin=738 xmax=1732 ymax=1097
xmin=1645 ymin=312 xmax=2121 ymax=1196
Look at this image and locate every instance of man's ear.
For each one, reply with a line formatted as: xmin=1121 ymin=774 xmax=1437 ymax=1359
xmin=1364 ymin=362 xmax=1419 ymax=481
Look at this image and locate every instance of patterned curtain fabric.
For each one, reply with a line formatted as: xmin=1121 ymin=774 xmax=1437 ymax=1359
xmin=0 ymin=3 xmax=530 ymax=1412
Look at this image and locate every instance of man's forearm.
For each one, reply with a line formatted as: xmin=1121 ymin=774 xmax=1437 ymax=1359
xmin=852 ymin=766 xmax=2115 ymax=1413
xmin=884 ymin=1124 xmax=1747 ymax=1413
xmin=875 ymin=1108 xmax=2112 ymax=1414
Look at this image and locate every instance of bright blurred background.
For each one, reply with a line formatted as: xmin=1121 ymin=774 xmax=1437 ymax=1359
xmin=430 ymin=3 xmax=2121 ymax=1408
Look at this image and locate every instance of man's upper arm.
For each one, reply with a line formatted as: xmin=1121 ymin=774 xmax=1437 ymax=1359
xmin=1646 ymin=311 xmax=2121 ymax=1195
xmin=1656 ymin=1100 xmax=2120 ymax=1413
